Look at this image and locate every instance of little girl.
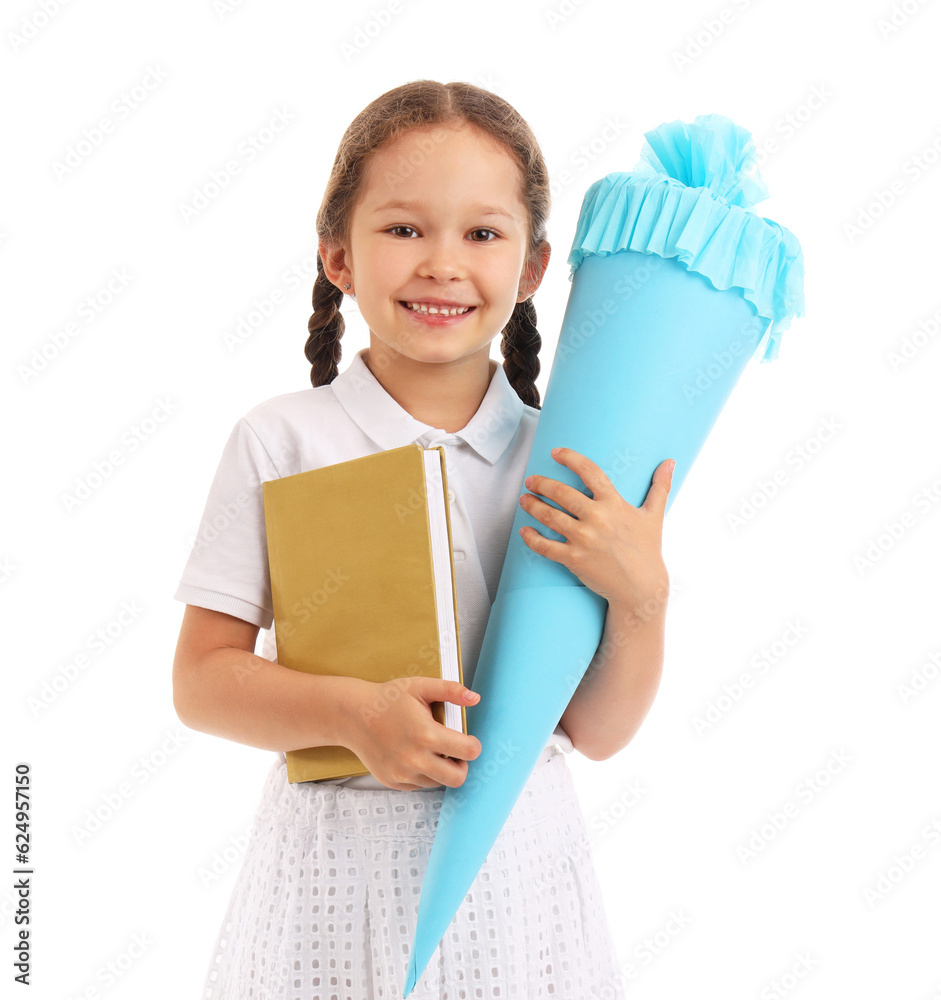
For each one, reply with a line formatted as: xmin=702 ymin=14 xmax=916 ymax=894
xmin=173 ymin=79 xmax=672 ymax=1000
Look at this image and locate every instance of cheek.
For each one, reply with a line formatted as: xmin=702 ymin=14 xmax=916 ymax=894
xmin=490 ymin=251 xmax=527 ymax=299
xmin=478 ymin=267 xmax=517 ymax=306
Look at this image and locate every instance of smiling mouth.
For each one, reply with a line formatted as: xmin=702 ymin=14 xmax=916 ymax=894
xmin=398 ymin=301 xmax=477 ymax=320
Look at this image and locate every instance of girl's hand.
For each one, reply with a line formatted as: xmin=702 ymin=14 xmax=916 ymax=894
xmin=518 ymin=448 xmax=674 ymax=610
xmin=342 ymin=676 xmax=483 ymax=791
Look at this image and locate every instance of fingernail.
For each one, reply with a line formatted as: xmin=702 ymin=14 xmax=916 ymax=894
xmin=464 ymin=690 xmax=479 ymax=701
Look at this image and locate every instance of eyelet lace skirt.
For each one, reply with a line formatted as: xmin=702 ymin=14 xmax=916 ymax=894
xmin=201 ymin=746 xmax=626 ymax=1000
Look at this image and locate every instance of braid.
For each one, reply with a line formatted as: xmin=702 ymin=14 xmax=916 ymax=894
xmin=500 ymin=297 xmax=542 ymax=409
xmin=305 ymin=255 xmax=345 ymax=387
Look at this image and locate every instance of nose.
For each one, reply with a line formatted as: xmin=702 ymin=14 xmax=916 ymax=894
xmin=416 ymin=234 xmax=466 ymax=282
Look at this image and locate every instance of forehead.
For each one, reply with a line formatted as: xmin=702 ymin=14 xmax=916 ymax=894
xmin=358 ymin=125 xmax=525 ymax=217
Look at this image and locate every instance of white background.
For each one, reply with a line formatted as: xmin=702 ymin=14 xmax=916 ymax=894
xmin=3 ymin=0 xmax=940 ymax=997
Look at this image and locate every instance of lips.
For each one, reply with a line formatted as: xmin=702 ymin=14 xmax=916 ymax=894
xmin=398 ymin=300 xmax=476 ymax=323
xmin=401 ymin=300 xmax=475 ymax=314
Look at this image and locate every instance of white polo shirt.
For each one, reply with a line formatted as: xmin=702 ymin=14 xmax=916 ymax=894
xmin=174 ymin=347 xmax=573 ymax=788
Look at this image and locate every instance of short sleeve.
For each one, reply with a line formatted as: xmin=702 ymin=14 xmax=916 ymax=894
xmin=174 ymin=416 xmax=280 ymax=630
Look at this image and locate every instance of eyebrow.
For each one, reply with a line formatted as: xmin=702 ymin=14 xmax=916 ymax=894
xmin=371 ymin=198 xmax=516 ymax=221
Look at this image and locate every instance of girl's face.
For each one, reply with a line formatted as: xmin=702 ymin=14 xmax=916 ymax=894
xmin=339 ymin=122 xmax=547 ymax=370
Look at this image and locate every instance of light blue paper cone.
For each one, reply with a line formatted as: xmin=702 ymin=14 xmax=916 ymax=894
xmin=402 ymin=115 xmax=804 ymax=997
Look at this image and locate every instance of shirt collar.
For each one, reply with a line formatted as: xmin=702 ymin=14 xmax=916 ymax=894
xmin=330 ymin=348 xmax=524 ymax=465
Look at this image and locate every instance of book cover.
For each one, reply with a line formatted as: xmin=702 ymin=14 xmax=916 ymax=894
xmin=262 ymin=444 xmax=465 ymax=783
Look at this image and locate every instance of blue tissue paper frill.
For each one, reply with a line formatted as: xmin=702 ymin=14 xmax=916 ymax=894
xmin=566 ymin=115 xmax=805 ymax=363
xmin=637 ymin=113 xmax=770 ymax=209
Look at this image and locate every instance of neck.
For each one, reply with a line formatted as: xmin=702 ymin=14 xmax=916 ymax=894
xmin=362 ymin=343 xmax=497 ymax=434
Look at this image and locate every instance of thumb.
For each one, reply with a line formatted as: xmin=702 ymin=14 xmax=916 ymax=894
xmin=425 ymin=678 xmax=480 ymax=706
xmin=643 ymin=458 xmax=675 ymax=515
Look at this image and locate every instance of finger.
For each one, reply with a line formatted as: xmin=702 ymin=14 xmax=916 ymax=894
xmin=422 ymin=678 xmax=480 ymax=707
xmin=407 ymin=757 xmax=463 ymax=790
xmin=519 ymin=522 xmax=569 ymax=564
xmin=549 ymin=447 xmax=620 ymax=503
xmin=426 ymin=756 xmax=469 ymax=789
xmin=519 ymin=492 xmax=579 ymax=538
xmin=438 ymin=731 xmax=483 ymax=763
xmin=641 ymin=458 xmax=675 ymax=516
xmin=522 ymin=476 xmax=592 ymax=522
xmin=393 ymin=764 xmax=441 ymax=791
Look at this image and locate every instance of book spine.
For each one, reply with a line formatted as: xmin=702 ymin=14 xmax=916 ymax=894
xmin=430 ymin=446 xmax=467 ymax=737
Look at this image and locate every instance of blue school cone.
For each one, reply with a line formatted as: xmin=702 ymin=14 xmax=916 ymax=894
xmin=402 ymin=114 xmax=804 ymax=997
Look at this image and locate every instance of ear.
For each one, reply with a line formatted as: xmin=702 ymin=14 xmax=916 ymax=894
xmin=518 ymin=240 xmax=551 ymax=302
xmin=319 ymin=240 xmax=352 ymax=293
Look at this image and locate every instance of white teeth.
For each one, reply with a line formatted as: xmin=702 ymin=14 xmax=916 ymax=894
xmin=404 ymin=301 xmax=471 ymax=316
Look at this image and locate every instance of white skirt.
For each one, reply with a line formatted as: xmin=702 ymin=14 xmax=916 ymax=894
xmin=201 ymin=746 xmax=626 ymax=1000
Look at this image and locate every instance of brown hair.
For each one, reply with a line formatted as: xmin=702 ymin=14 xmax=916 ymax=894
xmin=305 ymin=79 xmax=550 ymax=409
